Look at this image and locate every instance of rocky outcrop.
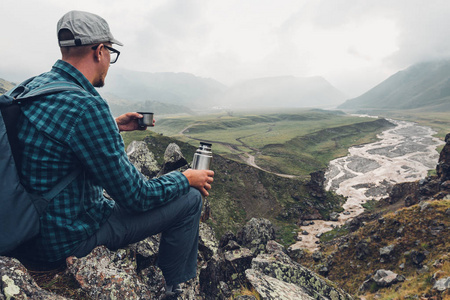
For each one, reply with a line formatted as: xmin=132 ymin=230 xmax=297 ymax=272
xmin=199 ymin=219 xmax=353 ymax=300
xmin=436 ymin=133 xmax=450 ymax=182
xmin=66 ymin=246 xmax=162 ymax=299
xmin=1 ymin=219 xmax=354 ymax=300
xmin=250 ymin=241 xmax=352 ymax=299
xmin=0 ymin=256 xmax=67 ymax=300
xmin=126 ymin=141 xmax=160 ymax=178
xmin=157 ymin=143 xmax=188 ymax=176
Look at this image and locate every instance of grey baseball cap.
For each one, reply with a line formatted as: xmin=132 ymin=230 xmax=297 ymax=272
xmin=57 ymin=10 xmax=123 ymax=47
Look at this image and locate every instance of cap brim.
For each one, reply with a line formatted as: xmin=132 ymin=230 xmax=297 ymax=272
xmin=111 ymin=38 xmax=123 ymax=47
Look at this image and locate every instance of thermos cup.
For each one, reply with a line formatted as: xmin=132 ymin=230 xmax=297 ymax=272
xmin=137 ymin=112 xmax=154 ymax=129
xmin=192 ymin=142 xmax=212 ymax=170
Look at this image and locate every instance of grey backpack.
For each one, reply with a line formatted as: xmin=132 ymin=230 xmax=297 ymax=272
xmin=0 ymin=78 xmax=82 ymax=255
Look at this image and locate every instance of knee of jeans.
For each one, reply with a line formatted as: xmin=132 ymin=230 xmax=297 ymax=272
xmin=188 ymin=187 xmax=203 ymax=213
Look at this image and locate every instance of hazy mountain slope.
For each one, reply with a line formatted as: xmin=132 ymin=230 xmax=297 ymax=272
xmin=2 ymin=72 xmax=346 ymax=111
xmin=102 ymin=68 xmax=227 ymax=108
xmin=0 ymin=78 xmax=15 ymax=94
xmin=216 ymin=75 xmax=346 ymax=109
xmin=102 ymin=93 xmax=195 ymax=117
xmin=339 ymin=60 xmax=450 ymax=111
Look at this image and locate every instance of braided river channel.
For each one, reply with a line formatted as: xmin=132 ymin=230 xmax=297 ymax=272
xmin=292 ymin=118 xmax=445 ymax=251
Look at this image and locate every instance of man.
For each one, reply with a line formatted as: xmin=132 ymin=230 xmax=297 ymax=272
xmin=16 ymin=10 xmax=214 ymax=294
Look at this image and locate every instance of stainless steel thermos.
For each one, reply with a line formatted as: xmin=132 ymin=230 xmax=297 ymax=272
xmin=192 ymin=142 xmax=212 ymax=170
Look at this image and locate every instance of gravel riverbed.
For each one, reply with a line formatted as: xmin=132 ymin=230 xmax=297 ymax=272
xmin=292 ymin=119 xmax=445 ymax=251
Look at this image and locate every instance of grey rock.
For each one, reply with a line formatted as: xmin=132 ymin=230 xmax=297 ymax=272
xmin=245 ymin=269 xmax=313 ymax=300
xmin=265 ymin=240 xmax=286 ymax=254
xmin=129 ymin=235 xmax=160 ymax=269
xmin=158 ymin=143 xmax=188 ymax=176
xmin=199 ymin=245 xmax=253 ymax=298
xmin=219 ymin=281 xmax=232 ymax=298
xmin=237 ymin=218 xmax=275 ymax=255
xmin=360 ymin=269 xmax=402 ymax=291
xmin=251 ymin=249 xmax=353 ymax=299
xmin=198 ymin=222 xmax=219 ymax=261
xmin=433 ymin=277 xmax=450 ymax=292
xmin=329 ymin=212 xmax=340 ymax=221
xmin=287 ymin=246 xmax=305 ymax=261
xmin=235 ymin=295 xmax=258 ymax=300
xmin=219 ymin=231 xmax=237 ymax=249
xmin=0 ymin=256 xmax=68 ymax=300
xmin=409 ymin=250 xmax=426 ymax=266
xmin=66 ymin=246 xmax=156 ymax=299
xmin=312 ymin=251 xmax=323 ymax=262
xmin=355 ymin=241 xmax=370 ymax=260
xmin=126 ymin=141 xmax=160 ymax=179
xmin=379 ymin=245 xmax=395 ymax=261
xmin=222 ymin=240 xmax=241 ymax=252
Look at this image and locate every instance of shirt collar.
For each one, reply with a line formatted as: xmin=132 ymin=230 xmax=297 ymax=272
xmin=52 ymin=60 xmax=101 ymax=97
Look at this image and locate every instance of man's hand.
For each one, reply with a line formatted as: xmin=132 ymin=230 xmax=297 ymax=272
xmin=115 ymin=112 xmax=155 ymax=132
xmin=183 ymin=169 xmax=215 ymax=197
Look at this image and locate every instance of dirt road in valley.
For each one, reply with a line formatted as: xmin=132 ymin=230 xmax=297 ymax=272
xmin=181 ymin=123 xmax=299 ymax=178
xmin=290 ymin=119 xmax=445 ymax=252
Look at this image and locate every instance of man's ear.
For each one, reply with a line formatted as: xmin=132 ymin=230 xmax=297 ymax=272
xmin=93 ymin=44 xmax=104 ymax=63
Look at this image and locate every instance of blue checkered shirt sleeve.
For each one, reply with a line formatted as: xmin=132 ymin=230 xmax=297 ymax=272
xmin=68 ymin=99 xmax=190 ymax=212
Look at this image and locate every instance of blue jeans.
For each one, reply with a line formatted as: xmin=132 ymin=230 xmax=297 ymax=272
xmin=72 ymin=187 xmax=203 ymax=285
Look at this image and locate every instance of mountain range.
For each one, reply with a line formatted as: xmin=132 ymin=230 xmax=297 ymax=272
xmin=2 ymin=59 xmax=450 ymax=113
xmin=100 ymin=69 xmax=347 ymax=112
xmin=339 ymin=59 xmax=450 ymax=112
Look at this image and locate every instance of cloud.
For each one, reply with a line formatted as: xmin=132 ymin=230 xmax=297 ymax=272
xmin=1 ymin=0 xmax=450 ymax=97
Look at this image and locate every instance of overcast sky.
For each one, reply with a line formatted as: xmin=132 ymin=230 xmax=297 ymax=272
xmin=2 ymin=0 xmax=450 ymax=97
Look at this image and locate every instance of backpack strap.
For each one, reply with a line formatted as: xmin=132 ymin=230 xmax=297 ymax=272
xmin=5 ymin=77 xmax=36 ymax=98
xmin=42 ymin=168 xmax=82 ymax=201
xmin=14 ymin=81 xmax=84 ymax=103
xmin=5 ymin=78 xmax=85 ymax=200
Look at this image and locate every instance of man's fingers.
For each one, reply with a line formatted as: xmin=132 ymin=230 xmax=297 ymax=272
xmin=200 ymin=187 xmax=209 ymax=197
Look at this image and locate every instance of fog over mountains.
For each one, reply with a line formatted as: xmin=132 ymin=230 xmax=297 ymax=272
xmin=102 ymin=59 xmax=450 ymax=114
xmin=1 ymin=59 xmax=450 ymax=115
xmin=213 ymin=76 xmax=346 ymax=109
xmin=100 ymin=68 xmax=347 ymax=114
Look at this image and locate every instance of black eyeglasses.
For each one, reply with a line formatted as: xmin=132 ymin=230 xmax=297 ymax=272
xmin=92 ymin=44 xmax=120 ymax=64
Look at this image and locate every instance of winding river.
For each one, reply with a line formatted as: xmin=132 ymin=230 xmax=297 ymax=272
xmin=291 ymin=118 xmax=445 ymax=251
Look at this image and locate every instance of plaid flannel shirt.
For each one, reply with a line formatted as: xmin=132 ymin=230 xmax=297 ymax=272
xmin=17 ymin=60 xmax=189 ymax=262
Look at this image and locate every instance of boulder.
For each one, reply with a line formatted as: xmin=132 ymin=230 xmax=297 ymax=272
xmin=355 ymin=240 xmax=370 ymax=260
xmin=237 ymin=218 xmax=276 ymax=255
xmin=126 ymin=141 xmax=160 ymax=178
xmin=436 ymin=133 xmax=450 ymax=182
xmin=250 ymin=246 xmax=353 ymax=299
xmin=433 ymin=277 xmax=450 ymax=292
xmin=158 ymin=143 xmax=188 ymax=176
xmin=359 ymin=269 xmax=405 ymax=291
xmin=245 ymin=269 xmax=313 ymax=300
xmin=66 ymin=246 xmax=158 ymax=299
xmin=409 ymin=250 xmax=426 ymax=266
xmin=0 ymin=256 xmax=68 ymax=300
xmin=329 ymin=212 xmax=340 ymax=221
xmin=199 ymin=248 xmax=254 ymax=299
xmin=379 ymin=245 xmax=395 ymax=262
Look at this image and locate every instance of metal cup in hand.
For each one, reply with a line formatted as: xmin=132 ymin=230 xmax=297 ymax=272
xmin=137 ymin=112 xmax=154 ymax=130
